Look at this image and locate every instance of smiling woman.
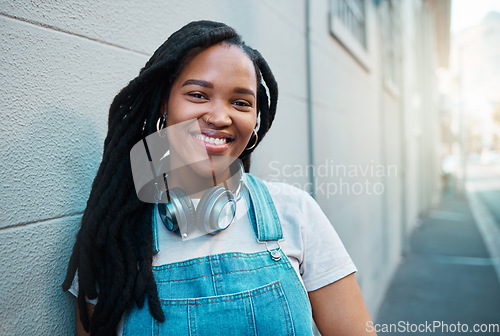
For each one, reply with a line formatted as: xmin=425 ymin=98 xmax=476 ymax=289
xmin=61 ymin=20 xmax=375 ymax=336
xmin=165 ymin=43 xmax=257 ymax=177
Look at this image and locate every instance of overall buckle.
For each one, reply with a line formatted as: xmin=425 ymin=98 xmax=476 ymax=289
xmin=257 ymin=239 xmax=285 ymax=262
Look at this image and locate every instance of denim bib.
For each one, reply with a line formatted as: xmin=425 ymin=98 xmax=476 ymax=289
xmin=123 ymin=174 xmax=313 ymax=335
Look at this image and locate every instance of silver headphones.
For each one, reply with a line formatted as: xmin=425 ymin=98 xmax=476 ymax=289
xmin=157 ymin=160 xmax=243 ymax=237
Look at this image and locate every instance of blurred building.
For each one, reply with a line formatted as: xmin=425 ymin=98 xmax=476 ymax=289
xmin=446 ymin=11 xmax=500 ymax=155
xmin=0 ymin=0 xmax=449 ymax=333
xmin=439 ymin=11 xmax=500 ymax=195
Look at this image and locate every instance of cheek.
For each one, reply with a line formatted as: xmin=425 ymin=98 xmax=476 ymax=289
xmin=238 ymin=114 xmax=257 ymax=141
xmin=165 ymin=96 xmax=191 ymax=126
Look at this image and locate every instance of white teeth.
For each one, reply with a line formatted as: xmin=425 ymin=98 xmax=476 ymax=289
xmin=194 ymin=134 xmax=228 ymax=145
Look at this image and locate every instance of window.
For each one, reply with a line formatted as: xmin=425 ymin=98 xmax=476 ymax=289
xmin=330 ymin=0 xmax=371 ymax=70
xmin=378 ymin=0 xmax=401 ymax=96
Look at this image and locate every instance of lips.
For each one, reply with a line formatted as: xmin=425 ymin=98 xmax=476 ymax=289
xmin=193 ymin=134 xmax=229 ymax=145
xmin=190 ymin=129 xmax=235 ymax=153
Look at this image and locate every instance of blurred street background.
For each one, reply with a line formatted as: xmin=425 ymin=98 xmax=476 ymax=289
xmin=376 ymin=1 xmax=500 ymax=334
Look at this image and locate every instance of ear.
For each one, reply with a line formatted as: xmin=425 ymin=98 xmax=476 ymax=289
xmin=255 ymin=113 xmax=260 ymax=130
xmin=161 ymin=99 xmax=169 ymax=116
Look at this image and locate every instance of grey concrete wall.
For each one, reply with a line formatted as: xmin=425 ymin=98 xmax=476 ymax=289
xmin=306 ymin=0 xmax=386 ymax=314
xmin=0 ymin=0 xmax=442 ymax=334
xmin=0 ymin=1 xmax=308 ymax=334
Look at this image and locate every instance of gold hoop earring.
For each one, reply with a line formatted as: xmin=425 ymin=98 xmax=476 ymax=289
xmin=156 ymin=114 xmax=167 ymax=135
xmin=245 ymin=130 xmax=258 ymax=150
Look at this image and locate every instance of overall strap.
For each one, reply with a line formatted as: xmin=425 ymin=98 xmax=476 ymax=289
xmin=243 ymin=174 xmax=283 ymax=241
xmin=152 ymin=205 xmax=160 ymax=254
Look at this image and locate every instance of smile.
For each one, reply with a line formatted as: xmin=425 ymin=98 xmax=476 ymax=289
xmin=190 ymin=132 xmax=234 ymax=153
xmin=193 ymin=134 xmax=230 ymax=145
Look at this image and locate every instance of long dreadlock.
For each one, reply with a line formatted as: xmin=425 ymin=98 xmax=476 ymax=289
xmin=62 ymin=20 xmax=278 ymax=335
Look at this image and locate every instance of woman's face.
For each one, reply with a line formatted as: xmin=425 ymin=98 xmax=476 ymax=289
xmin=165 ymin=43 xmax=258 ymax=177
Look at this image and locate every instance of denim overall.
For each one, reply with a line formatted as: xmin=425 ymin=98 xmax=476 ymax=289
xmin=122 ymin=174 xmax=313 ymax=335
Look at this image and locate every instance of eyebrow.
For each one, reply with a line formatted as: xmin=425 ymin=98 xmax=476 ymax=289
xmin=182 ymin=79 xmax=255 ymax=98
xmin=233 ymin=87 xmax=255 ymax=98
xmin=182 ymin=79 xmax=213 ymax=88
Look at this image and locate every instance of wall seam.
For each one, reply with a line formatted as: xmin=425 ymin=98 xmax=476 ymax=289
xmin=0 ymin=11 xmax=150 ymax=56
xmin=305 ymin=0 xmax=315 ymax=198
xmin=0 ymin=211 xmax=84 ymax=231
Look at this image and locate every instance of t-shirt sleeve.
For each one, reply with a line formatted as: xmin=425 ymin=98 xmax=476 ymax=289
xmin=68 ymin=273 xmax=98 ymax=305
xmin=68 ymin=274 xmax=78 ymax=297
xmin=298 ymin=190 xmax=357 ymax=291
xmin=265 ymin=181 xmax=357 ymax=292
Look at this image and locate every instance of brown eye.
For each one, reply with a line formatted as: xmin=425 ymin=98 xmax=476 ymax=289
xmin=188 ymin=93 xmax=206 ymax=99
xmin=234 ymin=101 xmax=249 ymax=107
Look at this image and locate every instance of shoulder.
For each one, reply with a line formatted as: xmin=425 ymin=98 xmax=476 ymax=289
xmin=258 ymin=178 xmax=322 ymax=214
xmin=261 ymin=180 xmax=313 ymax=206
xmin=258 ymin=179 xmax=327 ymax=223
xmin=244 ymin=173 xmax=312 ymax=204
xmin=245 ymin=174 xmax=329 ymax=229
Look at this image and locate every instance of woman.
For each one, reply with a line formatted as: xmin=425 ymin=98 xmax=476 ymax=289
xmin=63 ymin=20 xmax=375 ymax=336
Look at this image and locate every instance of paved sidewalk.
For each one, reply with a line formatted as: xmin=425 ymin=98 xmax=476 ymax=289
xmin=375 ymin=191 xmax=500 ymax=336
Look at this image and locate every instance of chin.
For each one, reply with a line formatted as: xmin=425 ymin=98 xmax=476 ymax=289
xmin=190 ymin=155 xmax=240 ymax=178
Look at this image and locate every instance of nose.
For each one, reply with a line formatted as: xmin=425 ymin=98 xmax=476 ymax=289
xmin=204 ymin=100 xmax=232 ymax=127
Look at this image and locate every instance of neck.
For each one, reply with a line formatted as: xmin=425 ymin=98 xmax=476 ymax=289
xmin=165 ymin=155 xmax=240 ymax=198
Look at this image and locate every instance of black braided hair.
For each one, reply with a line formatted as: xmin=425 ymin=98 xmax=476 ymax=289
xmin=62 ymin=20 xmax=278 ymax=335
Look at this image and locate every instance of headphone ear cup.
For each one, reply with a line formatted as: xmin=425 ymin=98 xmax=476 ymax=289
xmin=163 ymin=187 xmax=196 ymax=235
xmin=196 ymin=186 xmax=236 ymax=234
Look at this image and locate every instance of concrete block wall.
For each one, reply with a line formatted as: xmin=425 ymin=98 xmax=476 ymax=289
xmin=0 ymin=1 xmax=308 ymax=334
xmin=0 ymin=0 xmax=442 ymax=333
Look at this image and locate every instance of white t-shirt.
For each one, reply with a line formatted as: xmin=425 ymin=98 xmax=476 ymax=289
xmin=70 ymin=181 xmax=356 ymax=333
xmin=151 ymin=181 xmax=356 ymax=291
